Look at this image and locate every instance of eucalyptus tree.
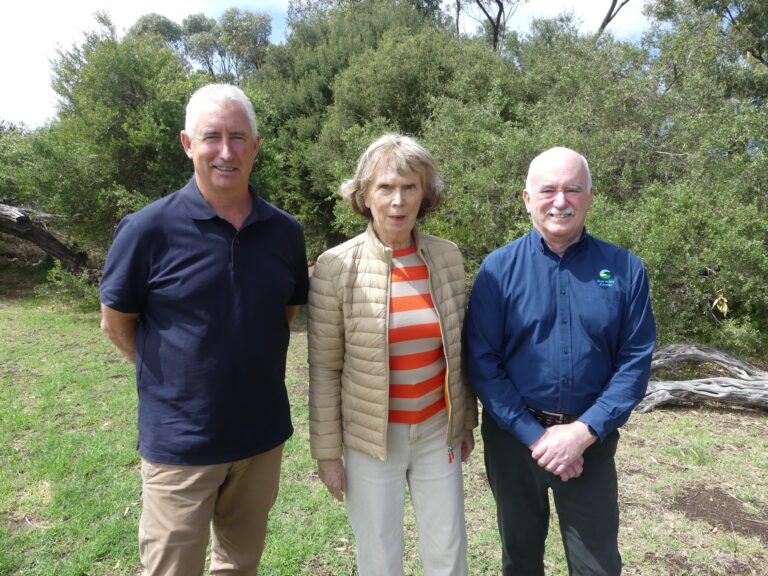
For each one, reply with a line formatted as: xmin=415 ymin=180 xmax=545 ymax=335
xmin=179 ymin=8 xmax=271 ymax=82
xmin=128 ymin=13 xmax=185 ymax=51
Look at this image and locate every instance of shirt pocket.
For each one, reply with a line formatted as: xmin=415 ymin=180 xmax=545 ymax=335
xmin=576 ymin=287 xmax=621 ymax=338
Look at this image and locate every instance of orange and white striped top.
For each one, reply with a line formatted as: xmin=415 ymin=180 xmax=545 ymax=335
xmin=388 ymin=245 xmax=447 ymax=425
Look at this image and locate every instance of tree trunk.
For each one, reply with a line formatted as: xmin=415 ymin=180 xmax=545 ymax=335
xmin=637 ymin=344 xmax=768 ymax=412
xmin=595 ymin=0 xmax=631 ymax=39
xmin=0 ymin=202 xmax=88 ymax=275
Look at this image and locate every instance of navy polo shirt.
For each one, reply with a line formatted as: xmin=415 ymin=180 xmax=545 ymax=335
xmin=465 ymin=228 xmax=656 ymax=447
xmin=100 ymin=177 xmax=309 ymax=465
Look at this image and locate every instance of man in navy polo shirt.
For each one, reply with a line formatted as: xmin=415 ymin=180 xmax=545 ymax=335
xmin=465 ymin=147 xmax=656 ymax=575
xmin=100 ymin=84 xmax=309 ymax=575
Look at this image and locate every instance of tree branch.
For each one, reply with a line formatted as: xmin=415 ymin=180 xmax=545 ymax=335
xmin=637 ymin=344 xmax=768 ymax=413
xmin=0 ymin=202 xmax=88 ymax=275
xmin=595 ymin=0 xmax=632 ymax=39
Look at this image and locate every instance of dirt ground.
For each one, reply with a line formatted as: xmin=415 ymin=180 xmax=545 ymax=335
xmin=671 ymin=485 xmax=768 ymax=545
xmin=651 ymin=483 xmax=768 ymax=576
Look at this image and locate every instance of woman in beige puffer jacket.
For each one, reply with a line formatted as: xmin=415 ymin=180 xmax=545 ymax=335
xmin=308 ymin=134 xmax=478 ymax=576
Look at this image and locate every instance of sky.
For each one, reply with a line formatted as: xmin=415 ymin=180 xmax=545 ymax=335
xmin=1 ymin=1 xmax=651 ymax=129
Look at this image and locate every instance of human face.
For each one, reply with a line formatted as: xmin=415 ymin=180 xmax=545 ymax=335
xmin=364 ymin=164 xmax=424 ymax=249
xmin=523 ymin=149 xmax=592 ymax=256
xmin=180 ymin=100 xmax=260 ymax=198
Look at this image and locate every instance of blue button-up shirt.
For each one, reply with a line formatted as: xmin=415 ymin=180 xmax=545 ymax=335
xmin=465 ymin=228 xmax=656 ymax=446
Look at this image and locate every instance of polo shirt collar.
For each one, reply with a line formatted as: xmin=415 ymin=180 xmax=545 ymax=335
xmin=179 ymin=176 xmax=275 ymax=225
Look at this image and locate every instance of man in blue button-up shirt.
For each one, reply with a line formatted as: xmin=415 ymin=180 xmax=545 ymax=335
xmin=465 ymin=147 xmax=656 ymax=575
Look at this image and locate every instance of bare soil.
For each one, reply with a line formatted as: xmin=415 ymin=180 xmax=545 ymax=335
xmin=671 ymin=485 xmax=768 ymax=544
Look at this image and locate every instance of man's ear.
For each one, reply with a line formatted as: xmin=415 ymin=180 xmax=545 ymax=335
xmin=523 ymin=189 xmax=532 ymax=213
xmin=180 ymin=131 xmax=193 ymax=159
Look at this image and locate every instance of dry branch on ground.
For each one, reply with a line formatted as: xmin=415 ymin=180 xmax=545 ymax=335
xmin=638 ymin=343 xmax=768 ymax=412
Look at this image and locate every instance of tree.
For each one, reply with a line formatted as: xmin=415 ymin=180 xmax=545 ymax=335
xmin=330 ymin=30 xmax=512 ymax=134
xmin=179 ymin=9 xmax=271 ymax=82
xmin=649 ymin=0 xmax=768 ymax=67
xmin=460 ymin=0 xmax=526 ymax=50
xmin=0 ymin=122 xmax=29 ymax=207
xmin=182 ymin=13 xmax=231 ymax=81
xmin=287 ymin=0 xmax=336 ymax=27
xmin=0 ymin=203 xmax=87 ymax=274
xmin=128 ymin=13 xmax=184 ymax=51
xmin=219 ymin=8 xmax=272 ymax=74
xmin=252 ymin=0 xmax=436 ymax=256
xmin=40 ymin=12 xmax=193 ymax=247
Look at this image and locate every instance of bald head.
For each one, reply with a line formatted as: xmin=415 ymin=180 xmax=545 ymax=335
xmin=526 ymin=147 xmax=592 ymax=192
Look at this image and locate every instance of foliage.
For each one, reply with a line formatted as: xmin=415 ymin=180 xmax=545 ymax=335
xmin=0 ymin=122 xmax=33 ymax=206
xmin=331 ymin=31 xmax=513 ymax=134
xmin=596 ymin=179 xmax=768 ymax=353
xmin=421 ymin=96 xmax=532 ymax=273
xmin=649 ymin=0 xmax=768 ymax=69
xmin=34 ymin=260 xmax=101 ymax=312
xmin=37 ymin=13 xmax=193 ymax=248
xmin=178 ymin=8 xmax=272 ymax=81
xmin=252 ymin=0 xmax=438 ymax=257
xmin=127 ymin=13 xmax=185 ymax=50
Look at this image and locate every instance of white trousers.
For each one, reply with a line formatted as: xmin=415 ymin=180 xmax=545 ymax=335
xmin=344 ymin=414 xmax=468 ymax=576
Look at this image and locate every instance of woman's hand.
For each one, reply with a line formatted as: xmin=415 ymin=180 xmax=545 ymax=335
xmin=461 ymin=430 xmax=475 ymax=462
xmin=317 ymin=458 xmax=346 ymax=501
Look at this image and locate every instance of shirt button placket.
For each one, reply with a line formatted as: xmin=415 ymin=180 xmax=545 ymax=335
xmin=557 ymin=265 xmax=572 ymax=412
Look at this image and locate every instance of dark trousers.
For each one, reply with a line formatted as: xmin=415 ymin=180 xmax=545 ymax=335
xmin=482 ymin=412 xmax=622 ymax=576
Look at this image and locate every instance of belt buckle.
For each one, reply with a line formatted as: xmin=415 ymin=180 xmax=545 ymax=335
xmin=541 ymin=410 xmax=566 ymax=425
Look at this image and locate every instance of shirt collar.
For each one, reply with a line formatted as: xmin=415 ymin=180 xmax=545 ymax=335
xmin=530 ymin=226 xmax=588 ymax=257
xmin=179 ymin=176 xmax=275 ymax=225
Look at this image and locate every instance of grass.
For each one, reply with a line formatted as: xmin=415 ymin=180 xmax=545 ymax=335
xmin=1 ymin=260 xmax=767 ymax=575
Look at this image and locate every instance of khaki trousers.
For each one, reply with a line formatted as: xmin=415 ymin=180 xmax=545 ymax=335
xmin=139 ymin=443 xmax=284 ymax=576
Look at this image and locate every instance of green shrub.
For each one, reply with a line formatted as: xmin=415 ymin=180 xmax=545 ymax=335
xmin=36 ymin=260 xmax=100 ymax=312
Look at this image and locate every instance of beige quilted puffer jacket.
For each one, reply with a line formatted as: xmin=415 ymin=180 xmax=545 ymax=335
xmin=308 ymin=223 xmax=478 ymax=462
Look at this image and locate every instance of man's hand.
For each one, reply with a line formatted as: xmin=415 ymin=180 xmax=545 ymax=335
xmin=317 ymin=458 xmax=346 ymax=501
xmin=461 ymin=430 xmax=475 ymax=462
xmin=529 ymin=421 xmax=596 ymax=481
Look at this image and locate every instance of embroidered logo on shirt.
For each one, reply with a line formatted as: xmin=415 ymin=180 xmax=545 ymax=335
xmin=597 ymin=269 xmax=615 ymax=288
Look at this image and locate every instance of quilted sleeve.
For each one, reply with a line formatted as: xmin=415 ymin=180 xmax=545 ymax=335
xmin=308 ymin=251 xmax=346 ymax=460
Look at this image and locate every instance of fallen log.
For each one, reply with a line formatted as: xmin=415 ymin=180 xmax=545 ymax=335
xmin=637 ymin=344 xmax=768 ymax=412
xmin=0 ymin=202 xmax=87 ymax=274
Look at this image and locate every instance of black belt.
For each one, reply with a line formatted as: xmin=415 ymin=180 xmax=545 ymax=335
xmin=528 ymin=408 xmax=579 ymax=427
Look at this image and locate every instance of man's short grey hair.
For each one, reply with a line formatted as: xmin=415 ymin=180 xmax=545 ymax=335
xmin=185 ymin=84 xmax=259 ymax=138
xmin=525 ymin=147 xmax=593 ymax=191
xmin=341 ymin=134 xmax=444 ymax=220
